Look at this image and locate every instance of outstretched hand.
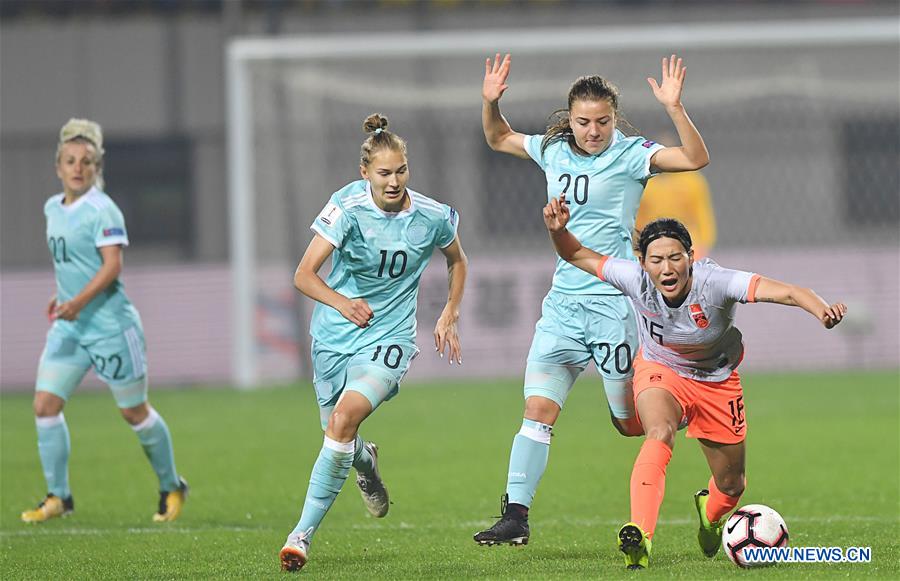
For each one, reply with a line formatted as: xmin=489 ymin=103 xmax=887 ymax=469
xmin=647 ymin=54 xmax=687 ymax=110
xmin=483 ymin=53 xmax=511 ymax=104
xmin=543 ymin=194 xmax=570 ymax=232
xmin=821 ymin=302 xmax=848 ymax=329
xmin=434 ymin=310 xmax=462 ymax=365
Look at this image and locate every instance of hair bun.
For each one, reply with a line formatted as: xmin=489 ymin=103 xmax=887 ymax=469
xmin=60 ymin=118 xmax=104 ymax=152
xmin=362 ymin=113 xmax=389 ymax=134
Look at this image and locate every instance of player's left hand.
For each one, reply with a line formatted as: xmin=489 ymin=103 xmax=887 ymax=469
xmin=821 ymin=302 xmax=848 ymax=329
xmin=647 ymin=54 xmax=686 ymax=111
xmin=55 ymin=299 xmax=84 ymax=321
xmin=434 ymin=309 xmax=461 ymax=365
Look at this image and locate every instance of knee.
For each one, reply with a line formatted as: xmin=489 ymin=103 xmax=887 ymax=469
xmin=715 ymin=474 xmax=746 ymax=498
xmin=644 ymin=424 xmax=676 ymax=448
xmin=611 ymin=416 xmax=643 ymax=437
xmin=327 ymin=409 xmax=360 ymax=440
xmin=524 ymin=397 xmax=560 ymax=425
xmin=120 ymin=403 xmax=149 ymax=426
xmin=33 ymin=393 xmax=64 ymax=417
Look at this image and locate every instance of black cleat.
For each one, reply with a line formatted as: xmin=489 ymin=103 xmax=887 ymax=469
xmin=473 ymin=494 xmax=530 ymax=546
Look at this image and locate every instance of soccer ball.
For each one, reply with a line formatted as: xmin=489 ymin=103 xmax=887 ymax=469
xmin=721 ymin=504 xmax=789 ymax=567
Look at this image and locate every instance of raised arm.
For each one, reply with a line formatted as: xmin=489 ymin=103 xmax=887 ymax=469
xmin=647 ymin=55 xmax=710 ymax=172
xmin=753 ymin=277 xmax=847 ymax=329
xmin=482 ymin=53 xmax=530 ymax=159
xmin=434 ymin=235 xmax=468 ymax=365
xmin=543 ymin=195 xmax=607 ymax=277
xmin=294 ymin=234 xmax=373 ymax=328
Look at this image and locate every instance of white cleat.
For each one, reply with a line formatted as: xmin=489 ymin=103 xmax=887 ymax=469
xmin=356 ymin=442 xmax=389 ymax=518
xmin=280 ymin=531 xmax=310 ymax=572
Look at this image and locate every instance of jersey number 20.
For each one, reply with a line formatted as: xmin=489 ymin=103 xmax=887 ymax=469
xmin=559 ymin=174 xmax=589 ymax=205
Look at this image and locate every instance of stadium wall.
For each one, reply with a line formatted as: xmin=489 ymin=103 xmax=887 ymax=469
xmin=1 ymin=247 xmax=896 ymax=391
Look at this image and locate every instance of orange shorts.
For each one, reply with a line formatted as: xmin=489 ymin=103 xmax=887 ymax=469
xmin=633 ymin=353 xmax=746 ymax=444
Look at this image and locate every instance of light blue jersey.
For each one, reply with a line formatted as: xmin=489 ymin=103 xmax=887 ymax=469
xmin=309 ymin=180 xmax=458 ymax=353
xmin=44 ymin=187 xmax=141 ymax=343
xmin=524 ymin=129 xmax=664 ymax=295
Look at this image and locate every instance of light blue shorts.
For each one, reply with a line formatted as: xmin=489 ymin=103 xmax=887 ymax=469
xmin=524 ymin=291 xmax=638 ymax=416
xmin=36 ymin=324 xmax=149 ymax=409
xmin=311 ymin=340 xmax=419 ymax=430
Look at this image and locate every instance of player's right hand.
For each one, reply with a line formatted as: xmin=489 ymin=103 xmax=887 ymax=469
xmin=543 ymin=194 xmax=571 ymax=232
xmin=483 ymin=53 xmax=511 ymax=104
xmin=821 ymin=302 xmax=848 ymax=329
xmin=339 ymin=297 xmax=374 ymax=328
xmin=46 ymin=295 xmax=58 ymax=322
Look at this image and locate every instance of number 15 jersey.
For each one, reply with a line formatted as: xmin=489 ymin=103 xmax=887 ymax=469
xmin=309 ymin=180 xmax=459 ymax=353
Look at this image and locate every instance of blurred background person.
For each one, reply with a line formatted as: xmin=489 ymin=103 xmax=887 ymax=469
xmin=20 ymin=119 xmax=188 ymax=524
xmin=635 ymin=132 xmax=717 ymax=259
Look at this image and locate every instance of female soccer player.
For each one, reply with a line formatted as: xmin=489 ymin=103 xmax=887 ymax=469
xmin=279 ymin=114 xmax=468 ymax=572
xmin=475 ymin=54 xmax=709 ymax=545
xmin=542 ymin=195 xmax=846 ymax=569
xmin=21 ymin=119 xmax=187 ymax=524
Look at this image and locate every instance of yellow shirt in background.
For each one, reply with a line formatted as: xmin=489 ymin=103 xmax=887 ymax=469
xmin=635 ymin=171 xmax=716 ymax=259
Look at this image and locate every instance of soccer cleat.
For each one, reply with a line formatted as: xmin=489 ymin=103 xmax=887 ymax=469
xmin=20 ymin=494 xmax=74 ymax=523
xmin=473 ymin=494 xmax=530 ymax=546
xmin=618 ymin=522 xmax=652 ymax=570
xmin=280 ymin=531 xmax=310 ymax=572
xmin=356 ymin=441 xmax=389 ymax=518
xmin=694 ymin=489 xmax=725 ymax=557
xmin=153 ymin=477 xmax=189 ymax=522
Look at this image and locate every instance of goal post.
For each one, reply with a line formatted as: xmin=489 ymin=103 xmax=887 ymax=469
xmin=227 ymin=18 xmax=898 ymax=388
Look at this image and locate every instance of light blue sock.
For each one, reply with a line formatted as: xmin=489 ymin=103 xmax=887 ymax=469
xmin=292 ymin=436 xmax=354 ymax=541
xmin=352 ymin=434 xmax=375 ymax=476
xmin=36 ymin=414 xmax=71 ymax=498
xmin=506 ymin=418 xmax=552 ymax=508
xmin=132 ymin=408 xmax=180 ymax=492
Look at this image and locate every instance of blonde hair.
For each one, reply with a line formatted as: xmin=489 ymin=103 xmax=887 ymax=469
xmin=359 ymin=113 xmax=407 ymax=166
xmin=56 ymin=118 xmax=105 ymax=190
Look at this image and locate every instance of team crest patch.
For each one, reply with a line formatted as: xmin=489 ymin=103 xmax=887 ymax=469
xmin=406 ymin=216 xmax=429 ymax=245
xmin=689 ymin=303 xmax=710 ymax=328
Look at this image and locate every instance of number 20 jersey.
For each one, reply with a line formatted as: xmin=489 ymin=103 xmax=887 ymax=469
xmin=598 ymin=257 xmax=761 ymax=382
xmin=524 ymin=130 xmax=664 ymax=296
xmin=309 ymin=180 xmax=458 ymax=353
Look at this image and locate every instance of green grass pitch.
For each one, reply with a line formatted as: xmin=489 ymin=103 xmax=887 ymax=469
xmin=2 ymin=371 xmax=898 ymax=579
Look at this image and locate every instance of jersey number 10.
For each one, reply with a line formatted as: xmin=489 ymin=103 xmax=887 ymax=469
xmin=377 ymin=250 xmax=408 ymax=278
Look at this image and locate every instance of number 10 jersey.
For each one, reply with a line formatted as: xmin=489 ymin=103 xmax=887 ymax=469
xmin=309 ymin=180 xmax=458 ymax=353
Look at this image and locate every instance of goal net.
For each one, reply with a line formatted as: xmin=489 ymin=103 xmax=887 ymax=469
xmin=227 ymin=18 xmax=899 ymax=387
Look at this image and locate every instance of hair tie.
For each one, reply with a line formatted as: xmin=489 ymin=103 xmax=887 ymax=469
xmin=374 ymin=128 xmax=384 ymax=135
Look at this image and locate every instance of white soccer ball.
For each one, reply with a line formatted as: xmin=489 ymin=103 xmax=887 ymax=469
xmin=721 ymin=504 xmax=789 ymax=567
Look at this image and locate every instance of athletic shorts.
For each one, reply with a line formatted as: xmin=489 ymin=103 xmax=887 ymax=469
xmin=36 ymin=323 xmax=148 ymax=409
xmin=524 ymin=291 xmax=638 ymax=416
xmin=633 ymin=353 xmax=746 ymax=444
xmin=311 ymin=340 xmax=419 ymax=430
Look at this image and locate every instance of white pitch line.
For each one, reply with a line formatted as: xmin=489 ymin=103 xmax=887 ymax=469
xmin=2 ymin=515 xmax=892 ymax=537
xmin=0 ymin=525 xmax=263 ymax=538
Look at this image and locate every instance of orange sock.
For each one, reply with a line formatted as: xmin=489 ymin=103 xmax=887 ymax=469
xmin=705 ymin=476 xmax=743 ymax=524
xmin=629 ymin=438 xmax=673 ymax=538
